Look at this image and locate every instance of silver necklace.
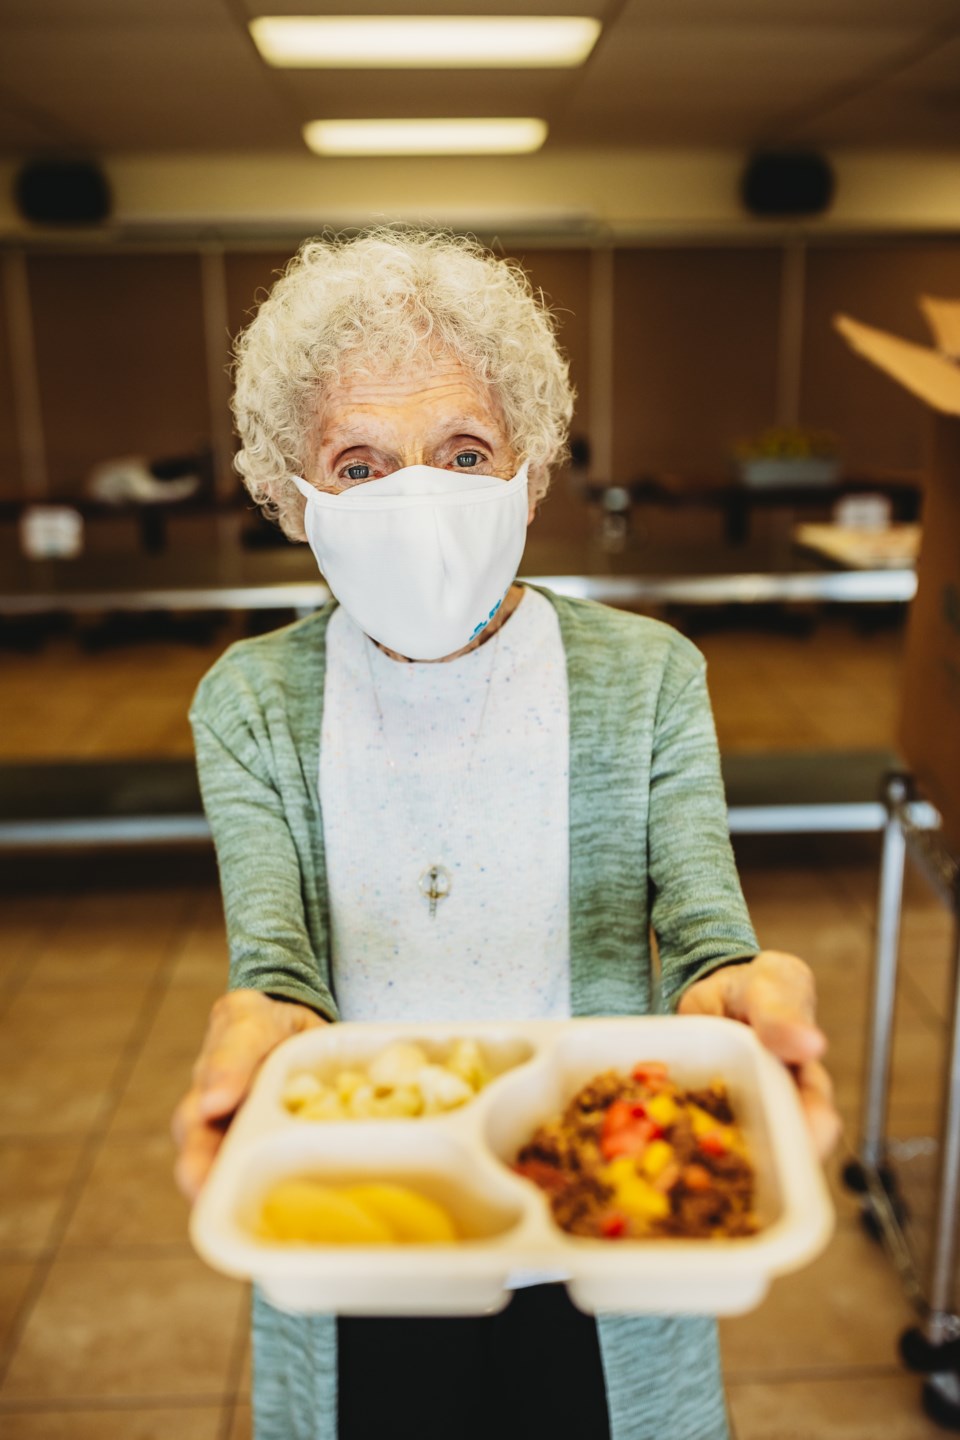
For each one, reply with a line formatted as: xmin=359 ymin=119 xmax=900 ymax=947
xmin=364 ymin=628 xmax=503 ymax=918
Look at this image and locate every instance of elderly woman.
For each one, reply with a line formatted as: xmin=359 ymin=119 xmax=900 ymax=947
xmin=173 ymin=227 xmax=838 ymax=1440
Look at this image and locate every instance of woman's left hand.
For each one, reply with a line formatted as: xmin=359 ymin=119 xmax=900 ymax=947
xmin=678 ymin=950 xmax=842 ymax=1158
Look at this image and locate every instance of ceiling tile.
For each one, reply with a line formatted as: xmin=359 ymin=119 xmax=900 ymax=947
xmin=0 ymin=94 xmax=76 ymax=152
xmin=556 ymin=22 xmax=931 ymax=144
xmin=549 ymin=100 xmax=790 ymax=148
xmin=0 ymin=25 xmax=298 ymax=151
xmin=582 ymin=20 xmax=924 ymax=92
xmin=790 ymin=90 xmax=960 ymax=148
xmin=235 ymin=0 xmax=608 ymax=16
xmin=768 ymin=30 xmax=960 ymax=147
xmin=881 ymin=31 xmax=960 ymax=89
xmin=618 ymin=0 xmax=960 ymax=24
xmin=278 ymin=67 xmax=568 ymax=120
xmin=2 ymin=0 xmax=232 ymax=20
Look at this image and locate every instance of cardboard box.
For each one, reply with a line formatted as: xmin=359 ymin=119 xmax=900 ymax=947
xmin=836 ymin=299 xmax=960 ymax=854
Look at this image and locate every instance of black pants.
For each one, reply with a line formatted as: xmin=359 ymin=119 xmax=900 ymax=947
xmin=338 ymin=1284 xmax=611 ymax=1439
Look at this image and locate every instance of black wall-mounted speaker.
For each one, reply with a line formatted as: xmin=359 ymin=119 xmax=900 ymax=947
xmin=741 ymin=151 xmax=835 ymax=218
xmin=14 ymin=159 xmax=112 ymax=225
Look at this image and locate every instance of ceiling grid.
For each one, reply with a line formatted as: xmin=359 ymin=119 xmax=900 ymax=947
xmin=0 ymin=1 xmax=958 ymax=154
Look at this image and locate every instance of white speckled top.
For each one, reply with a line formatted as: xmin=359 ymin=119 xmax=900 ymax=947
xmin=319 ymin=588 xmax=571 ymax=1023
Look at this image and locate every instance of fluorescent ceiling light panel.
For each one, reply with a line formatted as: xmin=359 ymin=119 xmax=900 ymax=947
xmin=303 ymin=118 xmax=548 ymax=156
xmin=251 ymin=16 xmax=601 ymax=68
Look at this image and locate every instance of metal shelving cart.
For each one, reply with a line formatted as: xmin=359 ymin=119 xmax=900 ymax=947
xmin=845 ymin=772 xmax=960 ymax=1430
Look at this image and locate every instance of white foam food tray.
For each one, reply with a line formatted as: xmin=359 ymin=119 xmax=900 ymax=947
xmin=190 ymin=1015 xmax=834 ymax=1318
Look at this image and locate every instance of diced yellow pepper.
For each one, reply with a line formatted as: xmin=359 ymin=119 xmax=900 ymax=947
xmin=622 ymin=1177 xmax=670 ymax=1221
xmin=689 ymin=1107 xmax=738 ymax=1152
xmin=641 ymin=1139 xmax=674 ymax=1179
xmin=601 ymin=1160 xmax=670 ymax=1220
xmin=646 ymin=1094 xmax=678 ymax=1128
xmin=603 ymin=1157 xmax=639 ymax=1186
xmin=689 ymin=1105 xmax=719 ymax=1138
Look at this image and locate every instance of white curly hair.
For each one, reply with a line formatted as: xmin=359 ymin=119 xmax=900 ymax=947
xmin=231 ymin=226 xmax=575 ymax=539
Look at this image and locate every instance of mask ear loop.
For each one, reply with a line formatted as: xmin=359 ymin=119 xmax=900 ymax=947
xmin=290 ymin=474 xmax=317 ymax=503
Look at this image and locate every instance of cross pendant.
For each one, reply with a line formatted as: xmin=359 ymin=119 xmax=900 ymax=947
xmin=419 ymin=864 xmax=452 ymax=919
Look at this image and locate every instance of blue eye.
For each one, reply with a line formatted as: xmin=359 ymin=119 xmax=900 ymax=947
xmin=455 ymin=452 xmax=480 ymax=468
xmin=345 ymin=463 xmax=371 ymax=482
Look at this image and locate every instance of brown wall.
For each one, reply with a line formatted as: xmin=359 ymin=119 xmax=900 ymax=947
xmin=221 ymin=250 xmax=295 ymax=479
xmin=503 ymin=247 xmax=592 ymax=539
xmin=28 ymin=253 xmax=210 ymax=495
xmin=224 ymin=251 xmax=293 ymax=354
xmin=802 ymin=243 xmax=960 ymax=475
xmin=0 ymin=274 xmax=22 ymax=500
xmin=506 ymin=247 xmax=592 ymax=443
xmin=612 ymin=248 xmax=782 ymax=483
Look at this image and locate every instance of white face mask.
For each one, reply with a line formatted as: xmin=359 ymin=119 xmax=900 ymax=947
xmin=291 ymin=461 xmax=530 ymax=660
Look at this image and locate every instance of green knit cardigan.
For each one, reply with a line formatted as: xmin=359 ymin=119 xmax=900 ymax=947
xmin=191 ymin=585 xmax=758 ymax=1440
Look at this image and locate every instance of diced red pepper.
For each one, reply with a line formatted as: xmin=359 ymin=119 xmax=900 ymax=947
xmin=600 ymin=1116 xmax=661 ymax=1161
xmin=631 ymin=1062 xmax=670 ymax=1086
xmin=602 ymin=1098 xmax=636 ymax=1136
xmin=600 ymin=1212 xmax=627 ymax=1239
xmin=699 ymin=1132 xmax=728 ymax=1158
xmin=630 ymin=1103 xmax=648 ymax=1120
xmin=601 ymin=1130 xmax=643 ymax=1162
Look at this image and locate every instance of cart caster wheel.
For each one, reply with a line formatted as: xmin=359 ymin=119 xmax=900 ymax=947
xmin=841 ymin=1159 xmax=898 ymax=1195
xmin=842 ymin=1159 xmax=867 ymax=1193
xmin=922 ymin=1374 xmax=960 ymax=1432
xmin=901 ymin=1327 xmax=944 ymax=1373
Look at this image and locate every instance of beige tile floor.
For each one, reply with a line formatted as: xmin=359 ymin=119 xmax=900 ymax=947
xmin=1 ymin=614 xmax=955 ymax=1439
xmin=0 ymin=610 xmax=905 ymax=760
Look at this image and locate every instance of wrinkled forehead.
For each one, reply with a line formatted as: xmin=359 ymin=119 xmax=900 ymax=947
xmin=312 ymin=349 xmax=507 ymax=439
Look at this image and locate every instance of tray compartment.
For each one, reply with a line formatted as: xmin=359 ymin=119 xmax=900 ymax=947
xmin=483 ymin=1016 xmax=786 ymax=1234
xmin=233 ymin=1127 xmax=526 ymax=1243
xmin=476 ymin=1016 xmax=833 ymax=1314
xmin=193 ymin=1125 xmax=534 ymax=1316
xmin=259 ymin=1023 xmax=538 ymax=1123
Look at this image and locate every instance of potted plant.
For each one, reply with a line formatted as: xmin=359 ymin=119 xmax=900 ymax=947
xmin=734 ymin=427 xmax=840 ymax=488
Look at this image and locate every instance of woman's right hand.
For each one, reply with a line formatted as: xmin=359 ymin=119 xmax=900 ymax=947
xmin=172 ymin=988 xmax=326 ymax=1203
